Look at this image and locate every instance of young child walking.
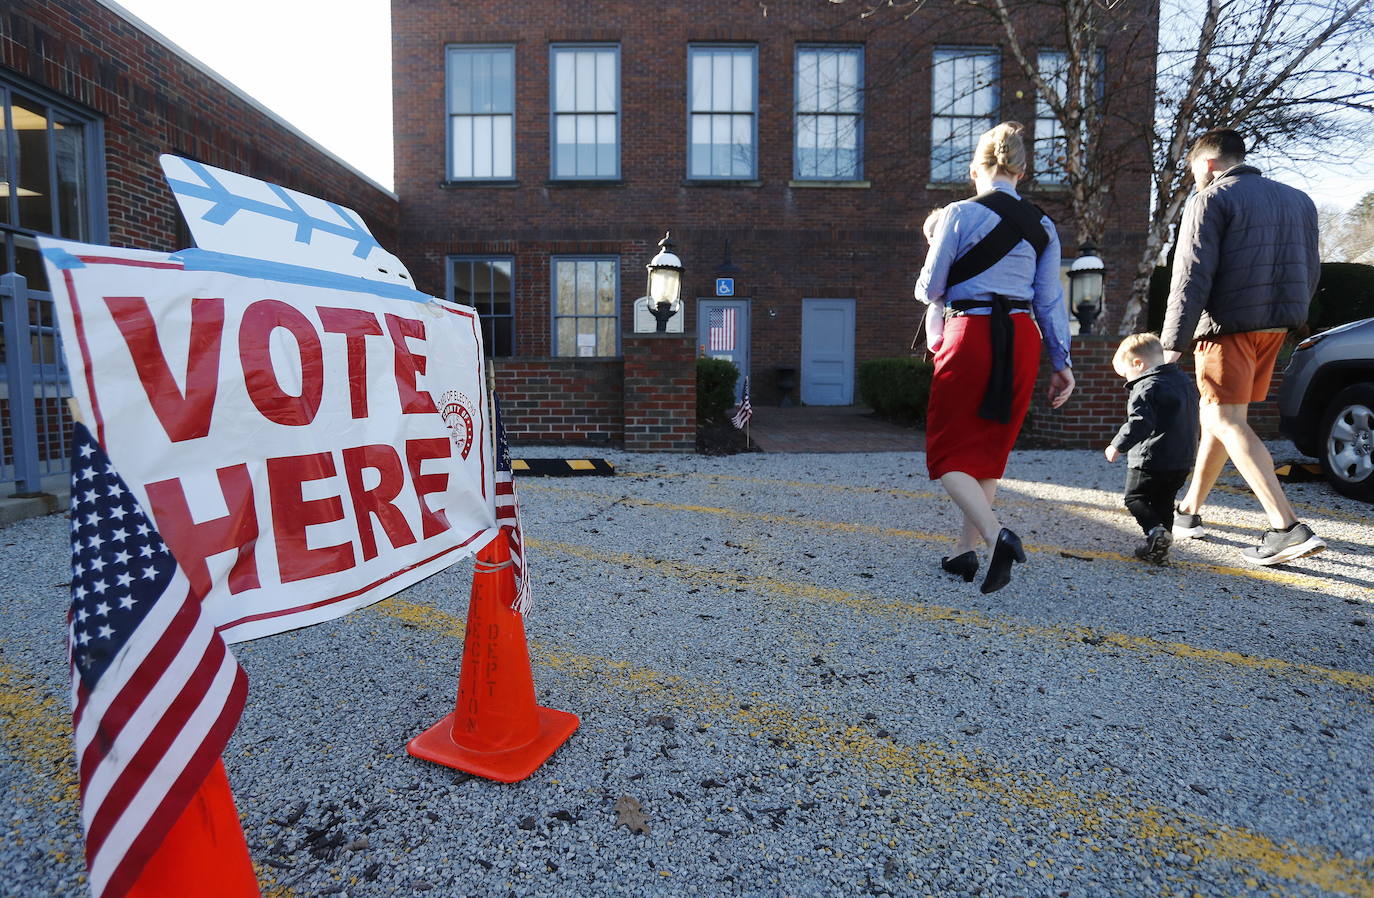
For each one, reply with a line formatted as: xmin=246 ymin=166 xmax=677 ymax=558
xmin=1104 ymin=333 xmax=1200 ymax=564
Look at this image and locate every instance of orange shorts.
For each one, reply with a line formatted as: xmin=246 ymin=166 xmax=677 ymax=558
xmin=1193 ymin=330 xmax=1287 ymax=405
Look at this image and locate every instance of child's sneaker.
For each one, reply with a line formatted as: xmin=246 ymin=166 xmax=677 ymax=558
xmin=1241 ymin=522 xmax=1325 ymax=566
xmin=1172 ymin=507 xmax=1204 ymax=539
xmin=1133 ymin=525 xmax=1173 ymax=565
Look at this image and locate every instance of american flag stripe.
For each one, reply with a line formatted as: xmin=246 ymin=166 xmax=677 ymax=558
xmin=492 ymin=395 xmax=531 ymax=613
xmin=82 ymin=632 xmax=236 ymax=840
xmin=87 ymin=659 xmax=245 ymax=897
xmin=67 ymin=422 xmax=247 ymax=898
xmin=74 ymin=586 xmax=202 ymax=784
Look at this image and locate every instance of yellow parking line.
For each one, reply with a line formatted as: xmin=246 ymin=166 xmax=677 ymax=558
xmin=375 ymin=598 xmax=1374 ymax=897
xmin=522 ymin=483 xmax=1343 ymax=592
xmin=530 ymin=538 xmax=1374 ymax=699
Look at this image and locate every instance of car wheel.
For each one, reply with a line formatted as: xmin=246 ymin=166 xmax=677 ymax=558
xmin=1319 ymin=383 xmax=1374 ymax=503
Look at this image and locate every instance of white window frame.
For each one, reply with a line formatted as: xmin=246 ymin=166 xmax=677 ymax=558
xmin=551 ymin=256 xmax=620 ymax=358
xmin=687 ymin=45 xmax=759 ymax=180
xmin=930 ymin=47 xmax=1000 ymax=184
xmin=550 ymin=44 xmax=621 ymax=180
xmin=794 ymin=45 xmax=864 ymax=181
xmin=445 ymin=45 xmax=516 ymax=181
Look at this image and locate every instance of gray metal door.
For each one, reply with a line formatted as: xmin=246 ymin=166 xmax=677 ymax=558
xmin=800 ymin=298 xmax=855 ymax=405
xmin=697 ymin=299 xmax=750 ymax=402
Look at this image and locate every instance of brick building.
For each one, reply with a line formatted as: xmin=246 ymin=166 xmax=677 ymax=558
xmin=392 ymin=0 xmax=1161 ymax=448
xmin=1 ymin=0 xmax=399 ymax=488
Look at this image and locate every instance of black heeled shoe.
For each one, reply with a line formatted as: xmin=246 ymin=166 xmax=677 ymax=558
xmin=940 ymin=551 xmax=979 ymax=582
xmin=980 ymin=528 xmax=1026 ymax=594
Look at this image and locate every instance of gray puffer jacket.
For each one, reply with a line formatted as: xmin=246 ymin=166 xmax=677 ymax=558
xmin=1160 ymin=165 xmax=1320 ymax=353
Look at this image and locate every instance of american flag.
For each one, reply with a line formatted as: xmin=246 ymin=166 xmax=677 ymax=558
xmin=732 ymin=376 xmax=753 ymax=429
xmin=493 ymin=395 xmax=532 ymax=614
xmin=67 ymin=423 xmax=247 ymax=898
xmin=708 ymin=307 xmax=736 ymax=351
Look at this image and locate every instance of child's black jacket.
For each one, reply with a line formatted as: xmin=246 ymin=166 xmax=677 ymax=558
xmin=1109 ymin=363 xmax=1200 ymax=470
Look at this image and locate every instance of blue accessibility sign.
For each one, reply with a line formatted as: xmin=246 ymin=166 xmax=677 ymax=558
xmin=715 ymin=277 xmax=735 ymax=297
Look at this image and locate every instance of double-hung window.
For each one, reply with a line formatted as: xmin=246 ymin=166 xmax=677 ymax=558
xmin=552 ymin=257 xmax=618 ymax=357
xmin=930 ymin=48 xmax=999 ymax=184
xmin=1035 ymin=51 xmax=1069 ymax=184
xmin=688 ymin=46 xmax=757 ymax=180
xmin=1 ymin=75 xmax=103 ymax=286
xmin=449 ymin=257 xmax=515 ymax=357
xmin=795 ymin=46 xmax=863 ymax=181
xmin=1034 ymin=49 xmax=1104 ymax=185
xmin=446 ymin=46 xmax=515 ymax=180
xmin=551 ymin=45 xmax=619 ymax=179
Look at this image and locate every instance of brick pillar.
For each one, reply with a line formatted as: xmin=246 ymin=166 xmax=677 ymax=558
xmin=622 ymin=333 xmax=696 ymax=452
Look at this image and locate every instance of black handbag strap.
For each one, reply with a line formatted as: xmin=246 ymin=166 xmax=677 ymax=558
xmin=945 ymin=191 xmax=1050 ymax=289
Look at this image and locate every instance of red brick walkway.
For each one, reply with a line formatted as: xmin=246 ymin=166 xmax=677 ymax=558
xmin=745 ymin=405 xmax=926 ymax=453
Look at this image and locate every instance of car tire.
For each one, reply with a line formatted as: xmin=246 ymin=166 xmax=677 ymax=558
xmin=1319 ymin=383 xmax=1374 ymax=503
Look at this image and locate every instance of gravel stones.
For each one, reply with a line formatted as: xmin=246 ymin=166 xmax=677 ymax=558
xmin=1 ymin=445 xmax=1371 ymax=896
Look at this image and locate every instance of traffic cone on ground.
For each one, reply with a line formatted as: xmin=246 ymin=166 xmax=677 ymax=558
xmin=127 ymin=758 xmax=260 ymax=897
xmin=407 ymin=535 xmax=578 ymax=783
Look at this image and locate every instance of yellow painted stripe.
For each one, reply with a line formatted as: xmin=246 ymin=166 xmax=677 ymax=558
xmin=373 ymin=598 xmax=1374 ymax=897
xmin=620 ymin=468 xmax=1373 ymax=529
xmin=567 ymin=459 xmax=596 ymax=471
xmin=529 ymin=538 xmax=1374 ymax=699
xmin=523 ymin=483 xmax=1343 ymax=592
xmin=512 ymin=460 xmax=531 ymax=471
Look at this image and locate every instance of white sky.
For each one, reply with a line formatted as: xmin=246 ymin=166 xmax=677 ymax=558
xmin=110 ymin=0 xmax=1371 ymax=208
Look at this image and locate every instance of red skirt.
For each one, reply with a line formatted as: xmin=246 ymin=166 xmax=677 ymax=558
xmin=926 ymin=313 xmax=1042 ymax=480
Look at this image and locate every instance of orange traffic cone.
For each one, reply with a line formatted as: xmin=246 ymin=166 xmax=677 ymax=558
xmin=407 ymin=535 xmax=579 ymax=782
xmin=127 ymin=758 xmax=260 ymax=897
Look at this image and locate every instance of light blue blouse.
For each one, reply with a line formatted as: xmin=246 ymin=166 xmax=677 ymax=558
xmin=915 ymin=185 xmax=1072 ymax=372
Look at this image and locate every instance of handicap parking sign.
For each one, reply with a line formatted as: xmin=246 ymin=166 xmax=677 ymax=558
xmin=715 ymin=277 xmax=734 ymax=297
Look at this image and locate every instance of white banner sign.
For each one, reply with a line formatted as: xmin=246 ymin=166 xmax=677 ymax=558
xmin=42 ymin=239 xmax=497 ymax=643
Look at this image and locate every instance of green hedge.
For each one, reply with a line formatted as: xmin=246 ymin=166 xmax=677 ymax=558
xmin=1147 ymin=261 xmax=1374 ymax=334
xmin=858 ymin=357 xmax=935 ymax=425
xmin=696 ymin=357 xmax=739 ymax=424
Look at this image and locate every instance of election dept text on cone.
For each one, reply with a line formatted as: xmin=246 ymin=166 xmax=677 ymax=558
xmin=408 ymin=396 xmax=578 ymax=782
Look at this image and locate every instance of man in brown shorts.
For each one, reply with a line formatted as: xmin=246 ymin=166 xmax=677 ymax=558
xmin=1160 ymin=129 xmax=1325 ymax=566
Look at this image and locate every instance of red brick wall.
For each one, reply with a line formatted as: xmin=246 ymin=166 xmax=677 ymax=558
xmin=392 ymin=0 xmax=1159 ymax=425
xmin=493 ymin=359 xmax=623 ymax=444
xmin=1023 ymin=335 xmax=1285 ymax=449
xmin=2 ymin=0 xmax=399 ymax=256
xmin=623 ymin=334 xmax=697 ymax=452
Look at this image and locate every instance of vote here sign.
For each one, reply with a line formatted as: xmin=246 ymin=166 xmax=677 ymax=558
xmin=41 ymin=239 xmax=497 ymax=643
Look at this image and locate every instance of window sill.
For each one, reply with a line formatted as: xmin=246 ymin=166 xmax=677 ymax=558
xmin=439 ymin=179 xmax=520 ymax=189
xmin=789 ymin=179 xmax=871 ymax=189
xmin=544 ymin=179 xmax=625 ymax=188
xmin=1028 ymin=181 xmax=1070 ymax=192
xmin=925 ymin=182 xmax=973 ymax=191
xmin=682 ymin=179 xmax=763 ymax=188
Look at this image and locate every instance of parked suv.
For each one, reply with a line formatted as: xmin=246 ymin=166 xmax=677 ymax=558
xmin=1278 ymin=317 xmax=1374 ymax=502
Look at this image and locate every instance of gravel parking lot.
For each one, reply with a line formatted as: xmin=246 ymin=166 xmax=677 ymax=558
xmin=2 ymin=447 xmax=1372 ymax=897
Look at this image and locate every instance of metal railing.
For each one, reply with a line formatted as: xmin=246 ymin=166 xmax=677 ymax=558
xmin=1 ymin=270 xmax=72 ymax=495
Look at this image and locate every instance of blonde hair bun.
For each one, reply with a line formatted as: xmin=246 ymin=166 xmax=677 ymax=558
xmin=973 ymin=121 xmax=1027 ymax=177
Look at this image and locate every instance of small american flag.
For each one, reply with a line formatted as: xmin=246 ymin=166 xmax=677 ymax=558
xmin=732 ymin=376 xmax=753 ymax=429
xmin=708 ymin=307 xmax=736 ymax=351
xmin=493 ymin=395 xmax=532 ymax=614
xmin=67 ymin=422 xmax=247 ymax=898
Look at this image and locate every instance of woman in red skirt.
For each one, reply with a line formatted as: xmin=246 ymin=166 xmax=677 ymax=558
xmin=914 ymin=122 xmax=1075 ymax=594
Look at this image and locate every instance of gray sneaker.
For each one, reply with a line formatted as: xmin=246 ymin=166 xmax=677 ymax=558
xmin=1240 ymin=522 xmax=1326 ymax=566
xmin=1133 ymin=525 xmax=1173 ymax=565
xmin=1172 ymin=507 xmax=1204 ymax=539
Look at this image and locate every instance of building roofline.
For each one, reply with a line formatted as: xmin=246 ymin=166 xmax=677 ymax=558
xmin=96 ymin=0 xmax=398 ymax=201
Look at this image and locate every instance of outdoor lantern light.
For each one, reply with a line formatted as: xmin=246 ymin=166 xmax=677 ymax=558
xmin=1068 ymin=241 xmax=1106 ymax=335
xmin=646 ymin=231 xmax=683 ymax=333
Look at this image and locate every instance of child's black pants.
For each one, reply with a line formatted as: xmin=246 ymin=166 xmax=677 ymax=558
xmin=1123 ymin=468 xmax=1190 ymax=535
